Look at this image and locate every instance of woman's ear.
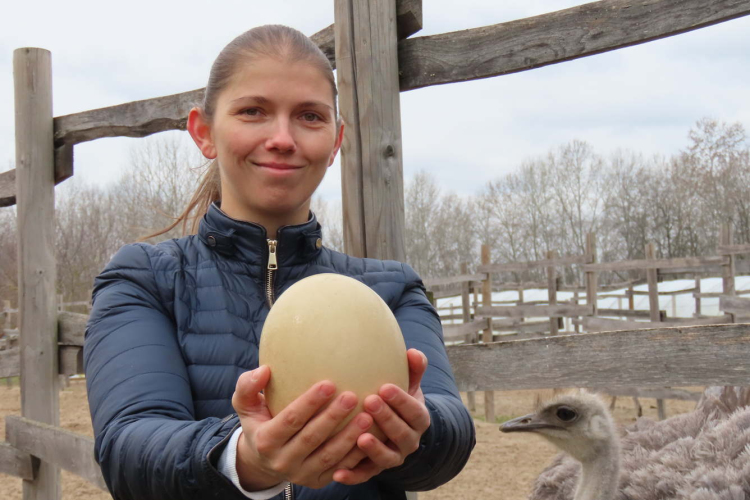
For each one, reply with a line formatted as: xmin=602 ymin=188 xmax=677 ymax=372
xmin=187 ymin=107 xmax=217 ymax=159
xmin=328 ymin=121 xmax=345 ymax=167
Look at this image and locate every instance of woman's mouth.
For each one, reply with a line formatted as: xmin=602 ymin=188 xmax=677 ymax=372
xmin=255 ymin=162 xmax=304 ymax=170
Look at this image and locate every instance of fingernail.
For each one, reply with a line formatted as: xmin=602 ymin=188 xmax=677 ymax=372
xmin=382 ymin=385 xmax=397 ymax=401
xmin=340 ymin=393 xmax=357 ymax=410
xmin=250 ymin=367 xmax=262 ymax=382
xmin=366 ymin=397 xmax=382 ymax=412
xmin=422 ymin=353 xmax=428 ymax=368
xmin=319 ymin=382 xmax=335 ymax=397
xmin=357 ymin=414 xmax=371 ymax=429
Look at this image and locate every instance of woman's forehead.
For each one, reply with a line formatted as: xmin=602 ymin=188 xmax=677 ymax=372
xmin=223 ymin=57 xmax=334 ymax=105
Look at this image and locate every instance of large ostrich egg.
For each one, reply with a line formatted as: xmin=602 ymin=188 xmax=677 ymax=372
xmin=259 ymin=273 xmax=409 ymax=436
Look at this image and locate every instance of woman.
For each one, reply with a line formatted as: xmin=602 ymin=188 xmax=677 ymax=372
xmin=84 ymin=25 xmax=475 ymax=500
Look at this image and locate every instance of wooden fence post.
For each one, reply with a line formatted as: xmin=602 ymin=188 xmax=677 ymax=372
xmin=694 ymin=275 xmax=702 ymax=317
xmin=721 ymin=223 xmax=736 ymax=323
xmin=481 ymin=244 xmax=495 ymax=423
xmin=547 ymin=250 xmax=558 ymax=335
xmin=585 ymin=233 xmax=598 ymax=328
xmin=14 ymin=47 xmax=61 ymax=500
xmin=335 ymin=0 xmax=406 ymax=261
xmin=645 ymin=243 xmax=660 ymax=323
xmin=460 ymin=263 xmax=476 ymax=412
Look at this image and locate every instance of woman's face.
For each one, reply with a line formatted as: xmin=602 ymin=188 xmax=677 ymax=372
xmin=191 ymin=56 xmax=343 ymax=230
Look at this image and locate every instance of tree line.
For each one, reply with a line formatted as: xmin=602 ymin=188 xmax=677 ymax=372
xmin=0 ymin=117 xmax=747 ymax=307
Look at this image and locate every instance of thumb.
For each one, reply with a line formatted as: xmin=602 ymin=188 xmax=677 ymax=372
xmin=232 ymin=365 xmax=271 ymax=417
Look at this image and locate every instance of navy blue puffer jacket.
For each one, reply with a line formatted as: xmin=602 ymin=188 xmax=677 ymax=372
xmin=84 ymin=202 xmax=475 ymax=500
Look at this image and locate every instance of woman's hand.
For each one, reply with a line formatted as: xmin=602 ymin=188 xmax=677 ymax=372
xmin=231 ymin=365 xmax=372 ymax=490
xmin=332 ymin=348 xmax=431 ymax=485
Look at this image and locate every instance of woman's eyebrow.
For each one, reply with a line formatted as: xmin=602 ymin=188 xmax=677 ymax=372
xmin=230 ymin=95 xmax=333 ymax=111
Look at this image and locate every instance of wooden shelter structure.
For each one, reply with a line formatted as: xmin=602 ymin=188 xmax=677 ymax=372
xmin=2 ymin=1 xmax=750 ymax=498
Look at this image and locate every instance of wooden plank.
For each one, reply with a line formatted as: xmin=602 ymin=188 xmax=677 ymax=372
xmin=311 ymin=0 xmax=423 ymax=69
xmin=476 ymin=304 xmax=594 ymax=319
xmin=721 ymin=295 xmax=750 ymax=314
xmin=594 ymin=387 xmax=702 ymax=402
xmin=718 ymin=243 xmax=750 ymax=256
xmin=57 ymin=312 xmax=87 ymax=346
xmin=480 ymin=245 xmax=494 ymax=423
xmin=645 ymin=243 xmax=661 ymax=323
xmin=597 ymin=308 xmax=653 ymax=319
xmin=443 ymin=319 xmax=490 ymax=341
xmin=59 ymin=347 xmax=83 ymax=376
xmin=585 ymin=233 xmax=598 ymax=316
xmin=547 ymin=250 xmax=558 ymax=335
xmin=584 ymin=255 xmax=728 ymax=272
xmin=336 ymin=0 xmax=406 ymax=261
xmin=583 ymin=316 xmax=732 ymax=332
xmin=0 ymin=442 xmax=36 ymax=481
xmin=492 ymin=320 xmax=550 ymax=335
xmin=423 ymin=273 xmax=486 ymax=288
xmin=398 ymin=0 xmax=750 ymax=91
xmin=446 ymin=324 xmax=750 ymax=392
xmin=6 ymin=416 xmax=107 ymax=491
xmin=477 ymin=254 xmax=588 ymax=273
xmin=0 ymin=347 xmax=20 ymax=378
xmin=14 ymin=47 xmax=60 ymax=500
xmin=0 ymin=169 xmax=16 ymax=208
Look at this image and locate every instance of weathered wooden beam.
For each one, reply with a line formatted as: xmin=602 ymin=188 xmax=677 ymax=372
xmin=57 ymin=311 xmax=87 ymax=346
xmin=442 ymin=318 xmax=490 ymax=341
xmin=0 ymin=169 xmax=15 ymax=208
xmin=477 ymin=255 xmax=589 ymax=274
xmin=0 ymin=347 xmax=20 ymax=379
xmin=597 ymin=308 xmax=654 ymax=319
xmin=476 ymin=304 xmax=593 ymax=319
xmin=5 ymin=416 xmax=107 ymax=491
xmin=423 ymin=273 xmax=486 ymax=288
xmin=15 ymin=47 xmax=61 ymax=500
xmin=583 ymin=315 xmax=732 ymax=332
xmin=584 ymin=255 xmax=728 ymax=272
xmin=0 ymin=442 xmax=37 ymax=481
xmin=721 ymin=295 xmax=750 ymax=314
xmin=398 ymin=0 xmax=750 ymax=90
xmin=447 ymin=324 xmax=750 ymax=392
xmin=718 ymin=244 xmax=750 ymax=256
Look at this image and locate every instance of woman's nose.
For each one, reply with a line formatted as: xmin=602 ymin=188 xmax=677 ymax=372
xmin=265 ymin=118 xmax=297 ymax=153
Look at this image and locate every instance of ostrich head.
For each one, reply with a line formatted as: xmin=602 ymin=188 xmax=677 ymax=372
xmin=500 ymin=390 xmax=619 ymax=463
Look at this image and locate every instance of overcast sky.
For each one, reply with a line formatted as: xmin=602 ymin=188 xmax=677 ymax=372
xmin=2 ymin=1 xmax=749 ymax=202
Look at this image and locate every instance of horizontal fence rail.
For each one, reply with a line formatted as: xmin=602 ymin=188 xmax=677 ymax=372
xmin=447 ymin=323 xmax=750 ymax=392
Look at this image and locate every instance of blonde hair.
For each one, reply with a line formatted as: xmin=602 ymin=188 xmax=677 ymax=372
xmin=141 ymin=25 xmax=338 ymax=241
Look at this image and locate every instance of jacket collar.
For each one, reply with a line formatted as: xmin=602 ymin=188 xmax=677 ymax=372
xmin=198 ymin=202 xmax=323 ymax=267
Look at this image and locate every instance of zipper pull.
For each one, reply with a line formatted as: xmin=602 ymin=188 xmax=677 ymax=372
xmin=267 ymin=239 xmax=278 ymax=270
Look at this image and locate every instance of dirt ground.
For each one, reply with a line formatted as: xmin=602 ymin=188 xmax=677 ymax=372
xmin=0 ymin=381 xmax=698 ymax=500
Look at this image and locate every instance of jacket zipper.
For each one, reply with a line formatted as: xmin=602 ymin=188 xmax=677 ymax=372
xmin=266 ymin=239 xmax=278 ymax=308
xmin=284 ymin=482 xmax=293 ymax=500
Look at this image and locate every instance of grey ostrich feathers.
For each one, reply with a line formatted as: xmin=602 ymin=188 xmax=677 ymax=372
xmin=501 ymin=387 xmax=750 ymax=500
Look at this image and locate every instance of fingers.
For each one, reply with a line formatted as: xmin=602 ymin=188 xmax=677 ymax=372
xmin=232 ymin=365 xmax=271 ymax=418
xmin=257 ymin=380 xmax=337 ymax=449
xmin=332 ymin=456 xmax=382 ymax=485
xmin=303 ymin=411 xmax=372 ymax=480
xmin=363 ymin=391 xmax=427 ymax=459
xmin=290 ymin=391 xmax=360 ymax=455
xmin=406 ymin=349 xmax=428 ymax=396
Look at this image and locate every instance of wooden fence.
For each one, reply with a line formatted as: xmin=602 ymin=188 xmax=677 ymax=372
xmin=2 ymin=1 xmax=750 ymax=498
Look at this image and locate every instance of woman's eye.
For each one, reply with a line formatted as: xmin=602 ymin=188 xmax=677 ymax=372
xmin=241 ymin=108 xmax=261 ymax=117
xmin=302 ymin=112 xmax=321 ymax=122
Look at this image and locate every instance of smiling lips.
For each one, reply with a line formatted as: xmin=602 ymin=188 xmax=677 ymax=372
xmin=256 ymin=162 xmax=304 ymax=170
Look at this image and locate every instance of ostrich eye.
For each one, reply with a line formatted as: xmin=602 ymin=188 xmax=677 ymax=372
xmin=556 ymin=406 xmax=578 ymax=422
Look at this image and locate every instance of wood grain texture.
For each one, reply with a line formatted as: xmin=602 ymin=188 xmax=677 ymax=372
xmin=595 ymin=387 xmax=702 ymax=402
xmin=0 ymin=442 xmax=36 ymax=481
xmin=721 ymin=295 xmax=750 ymax=313
xmin=57 ymin=311 xmax=87 ymax=346
xmin=442 ymin=318 xmax=490 ymax=341
xmin=582 ymin=316 xmax=732 ymax=332
xmin=5 ymin=416 xmax=107 ymax=491
xmin=446 ymin=323 xmax=750 ymax=392
xmin=398 ymin=0 xmax=750 ymax=91
xmin=477 ymin=254 xmax=588 ymax=273
xmin=0 ymin=169 xmax=16 ymax=207
xmin=336 ymin=0 xmax=406 ymax=261
xmin=423 ymin=273 xmax=486 ymax=288
xmin=14 ymin=47 xmax=60 ymax=500
xmin=584 ymin=255 xmax=728 ymax=272
xmin=718 ymin=243 xmax=750 ymax=255
xmin=476 ymin=304 xmax=594 ymax=319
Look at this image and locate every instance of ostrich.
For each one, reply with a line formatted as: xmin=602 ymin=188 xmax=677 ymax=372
xmin=501 ymin=387 xmax=750 ymax=500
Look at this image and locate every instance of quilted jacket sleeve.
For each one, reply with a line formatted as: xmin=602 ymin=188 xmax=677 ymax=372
xmin=377 ymin=263 xmax=476 ymax=491
xmin=84 ymin=243 xmax=248 ymax=500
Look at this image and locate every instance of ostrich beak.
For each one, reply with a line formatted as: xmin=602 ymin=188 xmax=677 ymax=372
xmin=501 ymin=413 xmax=561 ymax=433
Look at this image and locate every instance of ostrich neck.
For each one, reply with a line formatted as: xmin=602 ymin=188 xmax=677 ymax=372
xmin=574 ymin=446 xmax=620 ymax=500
